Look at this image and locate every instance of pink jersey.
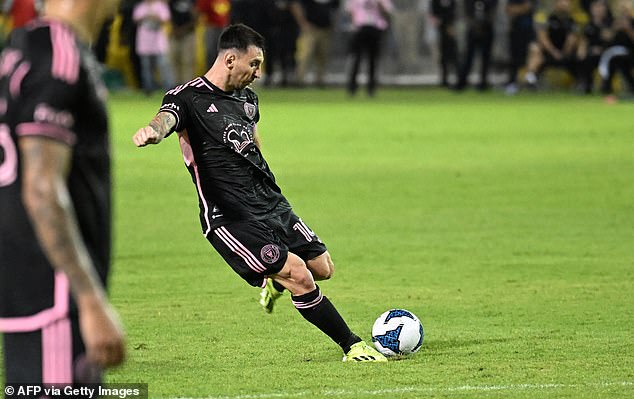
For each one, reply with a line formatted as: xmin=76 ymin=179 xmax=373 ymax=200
xmin=133 ymin=1 xmax=171 ymax=55
xmin=345 ymin=0 xmax=394 ymax=31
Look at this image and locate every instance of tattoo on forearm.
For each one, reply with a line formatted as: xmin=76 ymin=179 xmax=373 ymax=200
xmin=149 ymin=112 xmax=176 ymax=138
xmin=21 ymin=140 xmax=101 ymax=296
xmin=32 ymin=197 xmax=96 ymax=294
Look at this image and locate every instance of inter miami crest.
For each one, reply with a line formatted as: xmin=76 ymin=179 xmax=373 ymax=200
xmin=244 ymin=102 xmax=256 ymax=120
xmin=260 ymin=244 xmax=280 ymax=264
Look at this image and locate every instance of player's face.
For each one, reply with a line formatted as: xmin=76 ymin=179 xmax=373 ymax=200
xmin=232 ymin=45 xmax=264 ymax=90
xmin=590 ymin=0 xmax=606 ymax=20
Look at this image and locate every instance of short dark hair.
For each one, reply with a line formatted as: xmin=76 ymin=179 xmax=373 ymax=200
xmin=217 ymin=24 xmax=265 ymax=53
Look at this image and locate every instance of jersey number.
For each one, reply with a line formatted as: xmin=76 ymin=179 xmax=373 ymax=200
xmin=0 ymin=124 xmax=18 ymax=187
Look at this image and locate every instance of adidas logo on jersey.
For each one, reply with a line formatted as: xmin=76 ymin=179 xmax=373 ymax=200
xmin=207 ymin=104 xmax=218 ymax=113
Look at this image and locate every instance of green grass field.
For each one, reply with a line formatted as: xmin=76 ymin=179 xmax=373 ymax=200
xmin=3 ymin=88 xmax=634 ymax=398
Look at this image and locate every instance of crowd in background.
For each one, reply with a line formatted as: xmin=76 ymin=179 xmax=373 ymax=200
xmin=0 ymin=0 xmax=633 ymax=98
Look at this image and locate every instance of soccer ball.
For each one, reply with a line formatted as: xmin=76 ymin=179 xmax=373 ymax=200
xmin=371 ymin=309 xmax=424 ymax=356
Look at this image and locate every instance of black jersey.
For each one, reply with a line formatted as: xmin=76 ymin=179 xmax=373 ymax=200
xmin=159 ymin=77 xmax=291 ymax=235
xmin=508 ymin=0 xmax=536 ymax=32
xmin=0 ymin=20 xmax=110 ymax=329
xmin=542 ymin=13 xmax=577 ymax=50
xmin=292 ymin=0 xmax=340 ymax=28
xmin=431 ymin=0 xmax=456 ymax=27
xmin=583 ymin=21 xmax=611 ymax=52
xmin=612 ymin=17 xmax=634 ymax=50
xmin=464 ymin=0 xmax=498 ymax=33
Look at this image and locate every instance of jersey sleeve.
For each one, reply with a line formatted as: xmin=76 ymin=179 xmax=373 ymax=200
xmin=14 ymin=34 xmax=80 ymax=147
xmin=159 ymin=90 xmax=189 ymax=136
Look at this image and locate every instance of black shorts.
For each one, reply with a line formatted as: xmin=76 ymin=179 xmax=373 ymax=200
xmin=208 ymin=210 xmax=328 ymax=287
xmin=2 ymin=315 xmax=101 ymax=387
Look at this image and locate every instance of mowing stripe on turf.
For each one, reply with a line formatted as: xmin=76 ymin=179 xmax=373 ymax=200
xmin=170 ymin=381 xmax=633 ymax=399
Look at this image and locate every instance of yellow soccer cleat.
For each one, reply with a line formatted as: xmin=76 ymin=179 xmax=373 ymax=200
xmin=342 ymin=341 xmax=388 ymax=362
xmin=259 ymin=278 xmax=283 ymax=313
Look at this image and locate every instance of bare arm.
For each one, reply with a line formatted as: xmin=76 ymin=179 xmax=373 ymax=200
xmin=562 ymin=32 xmax=578 ymax=57
xmin=577 ymin=35 xmax=588 ymax=59
xmin=132 ymin=111 xmax=177 ymax=147
xmin=537 ymin=28 xmax=561 ymax=58
xmin=289 ymin=2 xmax=310 ymax=30
xmin=19 ymin=137 xmax=125 ymax=368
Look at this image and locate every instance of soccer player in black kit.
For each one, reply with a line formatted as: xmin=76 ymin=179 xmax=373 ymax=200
xmin=132 ymin=24 xmax=386 ymax=362
xmin=0 ymin=0 xmax=125 ymax=387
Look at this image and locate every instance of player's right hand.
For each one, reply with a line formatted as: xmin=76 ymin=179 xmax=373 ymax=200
xmin=132 ymin=126 xmax=162 ymax=147
xmin=78 ymin=295 xmax=126 ymax=368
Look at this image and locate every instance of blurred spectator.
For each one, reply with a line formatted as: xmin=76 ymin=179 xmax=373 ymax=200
xmin=577 ymin=0 xmax=612 ymax=93
xmin=524 ymin=0 xmax=579 ymax=88
xmin=455 ymin=0 xmax=499 ymax=91
xmin=345 ymin=0 xmax=394 ymax=96
xmin=580 ymin=0 xmax=613 ymax=19
xmin=134 ymin=0 xmax=175 ymax=93
xmin=290 ymin=0 xmax=340 ymax=87
xmin=231 ymin=0 xmax=269 ymax=32
xmin=581 ymin=0 xmax=594 ymax=14
xmin=120 ymin=0 xmax=144 ymax=87
xmin=230 ymin=0 xmax=273 ymax=74
xmin=2 ymin=0 xmax=38 ymax=29
xmin=598 ymin=0 xmax=634 ymax=97
xmin=505 ymin=0 xmax=536 ymax=95
xmin=197 ymin=0 xmax=230 ymax=68
xmin=95 ymin=16 xmax=116 ymax=64
xmin=430 ymin=0 xmax=458 ymax=87
xmin=265 ymin=0 xmax=299 ymax=86
xmin=169 ymin=0 xmax=197 ymax=83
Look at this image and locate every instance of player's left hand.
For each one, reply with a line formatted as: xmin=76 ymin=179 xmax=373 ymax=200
xmin=132 ymin=126 xmax=162 ymax=147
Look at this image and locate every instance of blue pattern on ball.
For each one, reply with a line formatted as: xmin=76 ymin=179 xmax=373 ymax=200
xmin=385 ymin=309 xmax=416 ymax=323
xmin=372 ymin=324 xmax=403 ymax=354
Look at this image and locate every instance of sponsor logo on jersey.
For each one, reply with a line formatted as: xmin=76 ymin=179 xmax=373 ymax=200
xmin=244 ymin=102 xmax=256 ymax=120
xmin=161 ymin=102 xmax=180 ymax=112
xmin=260 ymin=244 xmax=281 ymax=264
xmin=211 ymin=205 xmax=223 ymax=219
xmin=207 ymin=103 xmax=218 ymax=113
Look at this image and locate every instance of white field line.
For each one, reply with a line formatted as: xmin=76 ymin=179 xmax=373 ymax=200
xmin=170 ymin=381 xmax=633 ymax=399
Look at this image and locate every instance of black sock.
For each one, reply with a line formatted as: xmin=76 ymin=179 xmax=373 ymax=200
xmin=291 ymin=286 xmax=362 ymax=353
xmin=272 ymin=280 xmax=286 ymax=293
